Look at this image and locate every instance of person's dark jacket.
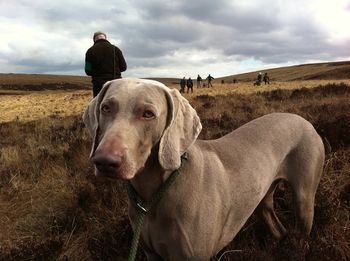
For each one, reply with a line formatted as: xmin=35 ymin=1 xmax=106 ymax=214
xmin=85 ymin=39 xmax=127 ymax=81
xmin=187 ymin=79 xmax=193 ymax=87
xmin=180 ymin=78 xmax=186 ymax=87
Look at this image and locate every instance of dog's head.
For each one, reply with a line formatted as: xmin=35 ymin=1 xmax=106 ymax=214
xmin=83 ymin=78 xmax=202 ymax=179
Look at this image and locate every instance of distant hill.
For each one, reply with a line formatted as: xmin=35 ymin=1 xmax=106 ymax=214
xmin=0 ymin=74 xmax=180 ymax=91
xmin=220 ymin=61 xmax=350 ymax=83
xmin=0 ymin=73 xmax=91 ymax=91
xmin=143 ymin=77 xmax=180 ymax=86
xmin=0 ymin=61 xmax=349 ymax=91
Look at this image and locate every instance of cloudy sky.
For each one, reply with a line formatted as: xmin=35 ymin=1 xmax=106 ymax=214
xmin=0 ymin=0 xmax=349 ymax=78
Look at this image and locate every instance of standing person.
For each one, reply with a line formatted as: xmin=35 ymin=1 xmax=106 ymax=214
xmin=263 ymin=72 xmax=270 ymax=85
xmin=256 ymin=72 xmax=262 ymax=86
xmin=197 ymin=74 xmax=202 ymax=88
xmin=85 ymin=31 xmax=127 ymax=97
xmin=179 ymin=77 xmax=186 ymax=93
xmin=206 ymin=74 xmax=214 ymax=88
xmin=187 ymin=77 xmax=193 ymax=93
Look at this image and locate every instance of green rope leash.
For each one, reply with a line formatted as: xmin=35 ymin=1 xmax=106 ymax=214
xmin=127 ymin=153 xmax=188 ymax=261
xmin=127 ymin=210 xmax=145 ymax=261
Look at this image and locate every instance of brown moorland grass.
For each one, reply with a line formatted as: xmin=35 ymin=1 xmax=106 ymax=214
xmin=2 ymin=79 xmax=350 ymax=123
xmin=0 ymin=90 xmax=91 ymax=123
xmin=0 ymin=82 xmax=349 ymax=260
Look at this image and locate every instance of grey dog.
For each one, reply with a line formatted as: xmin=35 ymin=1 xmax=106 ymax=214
xmin=83 ymin=78 xmax=325 ymax=260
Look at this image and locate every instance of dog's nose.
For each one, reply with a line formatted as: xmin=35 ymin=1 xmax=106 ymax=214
xmin=92 ymin=152 xmax=123 ymax=175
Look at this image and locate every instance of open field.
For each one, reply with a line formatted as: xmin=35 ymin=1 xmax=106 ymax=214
xmin=0 ymin=62 xmax=349 ymax=260
xmin=2 ymin=79 xmax=350 ymax=123
xmin=0 ymin=90 xmax=91 ymax=123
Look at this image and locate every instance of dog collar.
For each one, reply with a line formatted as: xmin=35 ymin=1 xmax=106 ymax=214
xmin=127 ymin=152 xmax=188 ymax=213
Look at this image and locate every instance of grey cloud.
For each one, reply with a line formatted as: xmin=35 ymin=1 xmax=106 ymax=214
xmin=2 ymin=52 xmax=82 ymax=74
xmin=160 ymin=2 xmax=334 ymax=64
xmin=122 ymin=39 xmax=174 ymax=59
xmin=0 ymin=0 xmax=349 ymax=76
xmin=118 ymin=0 xmax=337 ymax=66
xmin=132 ymin=0 xmax=280 ymax=33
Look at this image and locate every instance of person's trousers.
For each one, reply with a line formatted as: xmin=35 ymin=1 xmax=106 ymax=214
xmin=92 ymin=77 xmax=119 ymax=97
xmin=93 ymin=81 xmax=104 ymax=97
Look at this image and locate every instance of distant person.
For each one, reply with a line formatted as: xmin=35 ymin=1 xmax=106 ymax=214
xmin=187 ymin=77 xmax=193 ymax=93
xmin=263 ymin=72 xmax=270 ymax=85
xmin=197 ymin=74 xmax=202 ymax=88
xmin=206 ymin=74 xmax=214 ymax=88
xmin=221 ymin=79 xmax=225 ymax=85
xmin=233 ymin=78 xmax=237 ymax=84
xmin=180 ymin=77 xmax=186 ymax=93
xmin=255 ymin=72 xmax=262 ymax=86
xmin=85 ymin=31 xmax=127 ymax=97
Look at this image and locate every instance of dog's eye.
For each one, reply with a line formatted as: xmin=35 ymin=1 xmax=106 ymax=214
xmin=101 ymin=104 xmax=111 ymax=114
xmin=142 ymin=110 xmax=155 ymax=119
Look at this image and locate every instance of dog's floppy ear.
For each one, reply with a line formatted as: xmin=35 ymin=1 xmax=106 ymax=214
xmin=159 ymin=89 xmax=202 ymax=170
xmin=82 ymin=81 xmax=112 ymax=157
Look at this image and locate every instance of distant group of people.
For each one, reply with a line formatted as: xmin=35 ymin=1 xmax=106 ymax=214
xmin=196 ymin=74 xmax=215 ymax=88
xmin=255 ymin=72 xmax=270 ymax=86
xmin=180 ymin=74 xmax=215 ymax=94
xmin=180 ymin=77 xmax=193 ymax=93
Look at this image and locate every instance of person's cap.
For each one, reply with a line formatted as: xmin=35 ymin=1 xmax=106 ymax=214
xmin=93 ymin=31 xmax=107 ymax=42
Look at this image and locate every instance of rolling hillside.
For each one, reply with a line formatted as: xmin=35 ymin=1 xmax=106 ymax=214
xmin=220 ymin=60 xmax=350 ymax=82
xmin=1 ymin=60 xmax=349 ymax=91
